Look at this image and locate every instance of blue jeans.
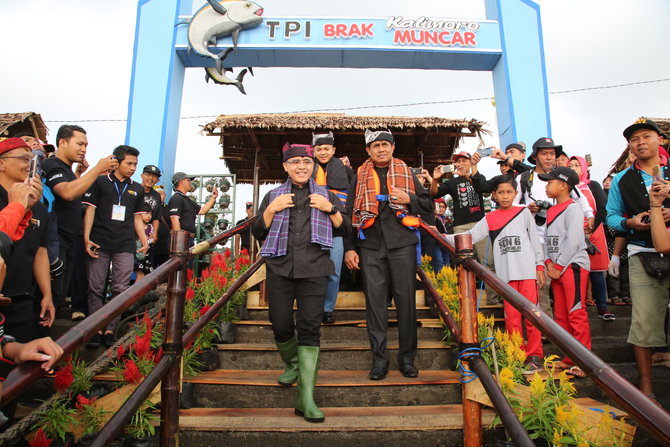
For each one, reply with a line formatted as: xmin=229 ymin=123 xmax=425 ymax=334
xmin=590 ymin=271 xmax=608 ymax=312
xmin=324 ymin=236 xmax=344 ymax=313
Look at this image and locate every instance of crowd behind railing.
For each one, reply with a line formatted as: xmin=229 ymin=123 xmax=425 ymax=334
xmin=0 ymin=120 xmax=668 ymax=435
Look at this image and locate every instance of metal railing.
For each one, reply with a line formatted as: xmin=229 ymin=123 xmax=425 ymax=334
xmin=419 ymin=220 xmax=670 ymax=446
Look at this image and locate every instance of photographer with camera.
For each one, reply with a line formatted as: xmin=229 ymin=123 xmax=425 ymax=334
xmin=515 ymin=138 xmax=595 ymax=318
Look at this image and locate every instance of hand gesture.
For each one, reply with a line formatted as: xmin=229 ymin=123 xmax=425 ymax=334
xmin=344 ymin=250 xmax=360 ymax=270
xmin=8 ymin=182 xmax=34 ymax=211
xmin=527 ymin=202 xmax=539 ymax=213
xmin=433 ymin=166 xmax=444 ymax=181
xmin=11 ymin=337 xmax=64 ymax=371
xmin=649 ymin=180 xmax=670 ymax=207
xmin=627 ymin=212 xmax=651 ymax=231
xmin=211 ymin=187 xmax=219 ymax=199
xmin=471 ymin=152 xmax=482 ymax=165
xmin=309 ymin=193 xmax=331 ymax=212
xmin=95 ymin=156 xmax=119 ymax=174
xmin=39 ymin=296 xmax=55 ymax=327
xmin=417 ymin=168 xmax=432 ymax=184
xmin=536 ymin=270 xmax=545 ymax=288
xmin=75 ymin=159 xmax=89 ymax=177
xmin=547 ymin=264 xmax=561 ymax=280
xmin=269 ymin=193 xmax=295 ymax=213
xmin=491 ymin=148 xmax=506 ymax=161
xmin=389 ymin=186 xmax=410 ymax=205
xmin=85 ymin=239 xmax=100 ymax=258
xmin=137 ymin=242 xmax=149 ymax=255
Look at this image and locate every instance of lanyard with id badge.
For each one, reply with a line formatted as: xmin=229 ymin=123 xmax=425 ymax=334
xmin=112 ymin=182 xmax=128 ymax=221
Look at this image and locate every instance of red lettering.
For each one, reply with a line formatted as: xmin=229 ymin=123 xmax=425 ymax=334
xmin=394 ymin=29 xmax=412 ymax=44
xmin=349 ymin=23 xmax=361 ymax=37
xmin=361 ymin=23 xmax=374 ymax=37
xmin=423 ymin=31 xmax=438 ymax=45
xmin=464 ymin=32 xmax=476 ymax=46
xmin=324 ymin=24 xmax=335 ymax=38
xmin=411 ymin=30 xmax=423 ymax=44
xmin=451 ymin=32 xmax=464 ymax=45
xmin=438 ymin=31 xmax=451 ymax=45
xmin=335 ymin=23 xmax=347 ymax=37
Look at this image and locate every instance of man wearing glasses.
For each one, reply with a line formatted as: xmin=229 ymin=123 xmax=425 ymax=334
xmin=168 ymin=172 xmax=218 ymax=244
xmin=252 ymin=143 xmax=350 ymax=423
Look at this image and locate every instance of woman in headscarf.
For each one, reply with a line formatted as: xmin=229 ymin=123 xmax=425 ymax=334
xmin=568 ymin=155 xmax=614 ymax=320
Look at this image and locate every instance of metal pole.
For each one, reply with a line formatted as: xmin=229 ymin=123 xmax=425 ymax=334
xmin=455 ymin=233 xmax=482 ymax=447
xmin=160 ymin=230 xmax=189 ymax=447
xmin=251 ymin=147 xmax=261 ymax=259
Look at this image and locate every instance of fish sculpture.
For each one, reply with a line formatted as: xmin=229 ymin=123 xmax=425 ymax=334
xmin=187 ymin=0 xmax=264 ymax=75
xmin=205 ymin=66 xmax=249 ymax=94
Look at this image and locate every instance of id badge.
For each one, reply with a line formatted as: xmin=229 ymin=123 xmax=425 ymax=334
xmin=112 ymin=204 xmax=126 ymax=221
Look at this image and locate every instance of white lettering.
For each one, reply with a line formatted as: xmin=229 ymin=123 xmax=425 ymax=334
xmin=386 ymin=15 xmax=480 ymax=32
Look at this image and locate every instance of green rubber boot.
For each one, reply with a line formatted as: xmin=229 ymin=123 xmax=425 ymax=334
xmin=294 ymin=345 xmax=325 ymax=423
xmin=276 ymin=337 xmax=299 ymax=386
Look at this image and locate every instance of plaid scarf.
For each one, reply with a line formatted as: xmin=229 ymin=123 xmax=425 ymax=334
xmin=352 ymin=157 xmax=416 ymax=228
xmin=260 ymin=178 xmax=333 ymax=258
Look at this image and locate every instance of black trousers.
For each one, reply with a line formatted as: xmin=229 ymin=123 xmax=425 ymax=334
xmin=360 ymin=241 xmax=417 ymax=369
xmin=267 ymin=271 xmax=327 ymax=347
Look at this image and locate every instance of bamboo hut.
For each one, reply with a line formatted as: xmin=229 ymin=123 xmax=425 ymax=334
xmin=0 ymin=112 xmax=48 ymax=141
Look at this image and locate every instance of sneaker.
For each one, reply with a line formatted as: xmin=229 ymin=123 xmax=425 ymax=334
xmin=600 ymin=312 xmax=616 ymax=321
xmin=71 ymin=311 xmax=85 ymax=321
xmin=86 ymin=333 xmax=103 ymax=349
xmin=322 ymin=312 xmax=335 ymax=324
xmin=103 ymin=332 xmax=116 ymax=348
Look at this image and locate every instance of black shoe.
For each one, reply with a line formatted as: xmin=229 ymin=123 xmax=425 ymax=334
xmin=399 ymin=363 xmax=418 ymax=378
xmin=322 ymin=312 xmax=335 ymax=324
xmin=369 ymin=367 xmax=388 ymax=381
xmin=103 ymin=333 xmax=116 ymax=348
xmin=86 ymin=333 xmax=102 ymax=349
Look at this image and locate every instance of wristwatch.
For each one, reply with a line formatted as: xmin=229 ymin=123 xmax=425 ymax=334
xmin=0 ymin=335 xmax=16 ymax=381
xmin=326 ymin=205 xmax=338 ymax=215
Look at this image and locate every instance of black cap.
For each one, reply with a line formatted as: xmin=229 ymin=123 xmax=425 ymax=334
xmin=143 ymin=165 xmax=162 ymax=177
xmin=623 ymin=118 xmax=663 ymax=141
xmin=528 ymin=137 xmax=564 ymax=164
xmin=537 ymin=167 xmax=579 ymax=188
xmin=505 ymin=142 xmax=526 ymax=153
xmin=172 ymin=171 xmax=194 ymax=186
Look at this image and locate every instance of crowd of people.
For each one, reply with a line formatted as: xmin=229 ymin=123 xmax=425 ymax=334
xmin=0 ymin=118 xmax=668 ymax=421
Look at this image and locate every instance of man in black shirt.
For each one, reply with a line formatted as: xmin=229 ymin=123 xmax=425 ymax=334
xmin=344 ymin=130 xmax=433 ymax=381
xmin=234 ymin=201 xmax=253 ymax=256
xmin=43 ymin=125 xmax=119 ymax=321
xmin=0 ymin=138 xmax=55 ymax=342
xmin=253 ymin=143 xmax=349 ymax=423
xmin=491 ymin=142 xmax=532 ymax=175
xmin=82 ymin=145 xmax=148 ymax=348
xmin=168 ymin=172 xmax=218 ymax=240
xmin=140 ymin=165 xmax=162 ymax=245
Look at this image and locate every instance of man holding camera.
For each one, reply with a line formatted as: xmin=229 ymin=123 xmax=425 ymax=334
xmin=515 ymin=138 xmax=594 ymax=317
xmin=428 ymin=151 xmax=499 ymax=303
xmin=491 ymin=142 xmax=532 ymax=176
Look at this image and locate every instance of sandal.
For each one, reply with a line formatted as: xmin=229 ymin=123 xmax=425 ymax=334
xmin=566 ymin=366 xmax=587 ymax=378
xmin=586 ymin=299 xmax=596 ymax=307
xmin=651 ymin=352 xmax=670 ymax=364
xmin=611 ymin=298 xmax=625 ymax=306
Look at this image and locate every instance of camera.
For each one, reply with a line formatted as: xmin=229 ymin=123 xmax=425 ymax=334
xmin=441 ymin=164 xmax=455 ymax=174
xmin=534 ymin=200 xmax=552 ymax=226
xmin=410 ymin=167 xmax=422 ymax=176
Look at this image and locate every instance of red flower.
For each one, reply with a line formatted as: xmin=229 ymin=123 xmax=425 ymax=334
xmin=141 ymin=309 xmax=152 ymax=331
xmin=54 ymin=364 xmax=74 ymax=392
xmin=240 ymin=248 xmax=248 ymax=256
xmin=75 ymin=394 xmax=97 ymax=410
xmin=29 ymin=428 xmax=52 ymax=447
xmin=199 ymin=305 xmax=211 ymax=317
xmin=153 ymin=347 xmax=163 ymax=364
xmin=224 ymin=248 xmax=231 ymax=258
xmin=235 ymin=258 xmax=242 ymax=272
xmin=201 ymin=269 xmax=211 ymax=280
xmin=185 ymin=287 xmax=195 ymax=301
xmin=123 ymin=358 xmax=143 ymax=384
xmin=116 ymin=344 xmax=126 ymax=359
xmin=187 ymin=269 xmax=194 ymax=282
xmin=134 ymin=330 xmax=152 ymax=360
xmin=216 ymin=275 xmax=227 ymax=289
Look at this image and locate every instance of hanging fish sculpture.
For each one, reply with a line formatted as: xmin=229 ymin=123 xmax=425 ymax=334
xmin=205 ymin=67 xmax=249 ymax=94
xmin=187 ymin=0 xmax=264 ymax=74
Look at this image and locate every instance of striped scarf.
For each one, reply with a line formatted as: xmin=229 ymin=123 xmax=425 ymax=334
xmin=260 ymin=178 xmax=333 ymax=258
xmin=352 ymin=157 xmax=415 ymax=228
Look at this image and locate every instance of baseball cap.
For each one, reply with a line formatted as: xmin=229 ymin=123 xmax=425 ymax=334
xmin=143 ymin=165 xmax=162 ymax=177
xmin=0 ymin=138 xmax=30 ymax=156
xmin=505 ymin=142 xmax=526 ymax=153
xmin=537 ymin=167 xmax=579 ymax=189
xmin=452 ymin=151 xmax=471 ymax=161
xmin=623 ymin=118 xmax=663 ymax=141
xmin=172 ymin=171 xmax=195 ymax=185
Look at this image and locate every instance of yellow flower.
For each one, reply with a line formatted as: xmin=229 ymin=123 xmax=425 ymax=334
xmin=576 ymin=442 xmax=589 ymax=447
xmin=552 ymin=428 xmax=562 ymax=446
xmin=529 ymin=372 xmax=545 ymax=397
xmin=556 ymin=404 xmax=571 ymax=426
xmin=544 ymin=354 xmax=560 ymax=371
xmin=499 ymin=367 xmax=515 ymax=391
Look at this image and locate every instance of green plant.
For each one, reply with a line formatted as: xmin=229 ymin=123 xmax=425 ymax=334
xmin=125 ymin=401 xmax=159 ymax=439
xmin=70 ymin=352 xmax=93 ymax=396
xmin=75 ymin=394 xmax=109 ymax=435
xmin=33 ymin=399 xmax=76 ymax=441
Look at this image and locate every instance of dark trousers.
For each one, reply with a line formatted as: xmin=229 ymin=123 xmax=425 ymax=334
xmin=267 ymin=271 xmax=327 ymax=347
xmin=360 ymin=241 xmax=418 ymax=369
xmin=52 ymin=243 xmax=74 ymax=310
xmin=70 ymin=235 xmax=89 ymax=314
xmin=606 ymin=258 xmax=630 ymax=298
xmin=87 ymin=249 xmax=134 ymax=332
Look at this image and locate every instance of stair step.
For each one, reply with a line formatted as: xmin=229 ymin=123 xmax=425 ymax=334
xmin=177 ymin=404 xmax=497 ymax=431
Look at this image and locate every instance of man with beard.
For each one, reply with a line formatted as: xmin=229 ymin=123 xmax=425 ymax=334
xmin=345 ymin=130 xmax=433 ymax=380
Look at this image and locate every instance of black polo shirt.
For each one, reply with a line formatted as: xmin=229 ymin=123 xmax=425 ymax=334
xmin=82 ymin=173 xmax=148 ymax=253
xmin=168 ymin=191 xmax=200 ymax=233
xmin=0 ymin=185 xmax=49 ymax=298
xmin=142 ymin=187 xmax=162 ymax=221
xmin=235 ymin=217 xmax=251 ymax=251
xmin=42 ymin=156 xmax=82 ymax=249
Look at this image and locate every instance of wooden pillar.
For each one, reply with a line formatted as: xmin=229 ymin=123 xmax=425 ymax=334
xmin=455 ymin=233 xmax=483 ymax=447
xmin=160 ymin=230 xmax=189 ymax=446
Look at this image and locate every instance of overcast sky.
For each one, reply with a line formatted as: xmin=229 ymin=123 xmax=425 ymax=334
xmin=2 ymin=0 xmax=669 ymax=221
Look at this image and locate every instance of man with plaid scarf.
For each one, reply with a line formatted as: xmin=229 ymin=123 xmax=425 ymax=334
xmin=344 ymin=129 xmax=433 ymax=380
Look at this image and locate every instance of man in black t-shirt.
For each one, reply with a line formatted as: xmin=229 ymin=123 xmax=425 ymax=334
xmin=168 ymin=172 xmax=217 ymax=242
xmin=234 ymin=201 xmax=254 ymax=255
xmin=42 ymin=125 xmax=118 ymax=321
xmin=82 ymin=145 xmax=148 ymax=348
xmin=0 ymin=138 xmax=55 ymax=342
xmin=140 ymin=165 xmax=162 ymax=245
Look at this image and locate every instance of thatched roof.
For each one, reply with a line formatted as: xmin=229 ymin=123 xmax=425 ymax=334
xmin=0 ymin=112 xmax=48 ymax=141
xmin=203 ymin=113 xmax=487 ymax=183
xmin=648 ymin=118 xmax=670 ymax=137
